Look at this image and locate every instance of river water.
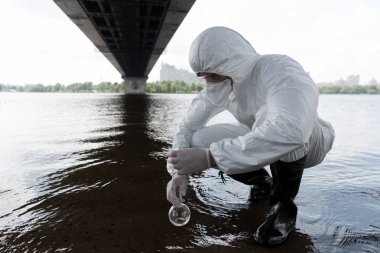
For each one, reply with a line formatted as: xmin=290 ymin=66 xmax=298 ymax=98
xmin=0 ymin=92 xmax=379 ymax=252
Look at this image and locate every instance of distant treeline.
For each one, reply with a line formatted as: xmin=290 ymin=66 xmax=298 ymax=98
xmin=1 ymin=81 xmax=379 ymax=94
xmin=319 ymin=85 xmax=380 ymax=94
xmin=146 ymin=81 xmax=204 ymax=93
xmin=0 ymin=81 xmax=205 ymax=94
xmin=0 ymin=82 xmax=124 ymax=93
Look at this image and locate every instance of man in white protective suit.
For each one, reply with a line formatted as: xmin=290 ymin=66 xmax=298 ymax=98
xmin=166 ymin=26 xmax=335 ymax=246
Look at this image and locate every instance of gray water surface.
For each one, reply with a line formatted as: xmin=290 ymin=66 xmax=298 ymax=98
xmin=0 ymin=93 xmax=379 ymax=252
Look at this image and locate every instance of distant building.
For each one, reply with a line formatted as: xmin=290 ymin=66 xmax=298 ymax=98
xmin=346 ymin=75 xmax=360 ymax=85
xmin=368 ymin=78 xmax=379 ymax=86
xmin=160 ymin=63 xmax=199 ymax=84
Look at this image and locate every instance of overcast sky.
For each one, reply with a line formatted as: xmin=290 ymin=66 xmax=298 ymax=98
xmin=1 ymin=0 xmax=379 ymax=85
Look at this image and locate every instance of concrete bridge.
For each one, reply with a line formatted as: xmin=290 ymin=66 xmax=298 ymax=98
xmin=54 ymin=0 xmax=196 ymax=93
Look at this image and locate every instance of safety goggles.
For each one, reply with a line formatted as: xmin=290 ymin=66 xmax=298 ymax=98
xmin=197 ymin=72 xmax=228 ymax=83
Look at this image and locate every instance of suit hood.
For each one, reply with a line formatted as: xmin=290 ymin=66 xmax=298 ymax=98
xmin=189 ymin=27 xmax=260 ymax=85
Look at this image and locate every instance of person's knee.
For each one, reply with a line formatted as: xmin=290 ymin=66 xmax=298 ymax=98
xmin=191 ymin=123 xmax=250 ymax=148
xmin=191 ymin=129 xmax=209 ymax=148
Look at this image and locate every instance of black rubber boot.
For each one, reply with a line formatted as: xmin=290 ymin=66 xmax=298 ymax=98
xmin=228 ymin=168 xmax=272 ymax=202
xmin=254 ymin=156 xmax=306 ymax=246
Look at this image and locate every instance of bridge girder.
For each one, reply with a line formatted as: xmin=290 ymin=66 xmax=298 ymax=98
xmin=54 ymin=0 xmax=196 ymax=80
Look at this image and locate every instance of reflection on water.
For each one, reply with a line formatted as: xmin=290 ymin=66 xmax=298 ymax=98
xmin=0 ymin=93 xmax=379 ymax=252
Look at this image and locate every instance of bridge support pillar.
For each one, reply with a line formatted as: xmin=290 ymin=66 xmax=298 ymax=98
xmin=123 ymin=77 xmax=147 ymax=94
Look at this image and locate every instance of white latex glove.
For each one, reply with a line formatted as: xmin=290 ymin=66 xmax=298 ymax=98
xmin=166 ymin=160 xmax=175 ymax=176
xmin=167 ymin=148 xmax=212 ymax=175
xmin=166 ymin=173 xmax=187 ymax=208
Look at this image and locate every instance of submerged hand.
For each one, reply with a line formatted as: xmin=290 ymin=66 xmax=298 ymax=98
xmin=167 ymin=148 xmax=212 ymax=175
xmin=166 ymin=173 xmax=187 ymax=208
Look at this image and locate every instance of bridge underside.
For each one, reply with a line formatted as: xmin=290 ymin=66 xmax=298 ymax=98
xmin=54 ymin=0 xmax=195 ymax=93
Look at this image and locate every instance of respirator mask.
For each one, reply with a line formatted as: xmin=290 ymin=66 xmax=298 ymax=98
xmin=206 ymin=79 xmax=233 ymax=106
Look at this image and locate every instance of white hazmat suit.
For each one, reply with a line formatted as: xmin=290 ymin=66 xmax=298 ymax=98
xmin=167 ymin=26 xmax=334 ymax=176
